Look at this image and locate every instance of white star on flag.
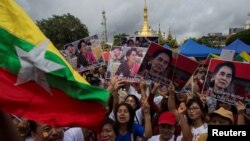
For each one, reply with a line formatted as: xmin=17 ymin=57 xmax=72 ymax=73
xmin=15 ymin=40 xmax=64 ymax=94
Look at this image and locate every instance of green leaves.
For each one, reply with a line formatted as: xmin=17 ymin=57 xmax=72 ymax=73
xmin=36 ymin=13 xmax=89 ymax=50
xmin=226 ymin=29 xmax=250 ymax=46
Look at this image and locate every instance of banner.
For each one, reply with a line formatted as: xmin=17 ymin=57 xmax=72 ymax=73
xmin=137 ymin=43 xmax=199 ymax=91
xmin=106 ymin=46 xmax=147 ymax=82
xmin=220 ymin=49 xmax=235 ymax=61
xmin=63 ymin=35 xmax=104 ymax=72
xmin=203 ymin=59 xmax=250 ymax=113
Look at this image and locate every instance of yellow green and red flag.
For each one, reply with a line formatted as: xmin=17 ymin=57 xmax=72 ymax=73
xmin=234 ymin=51 xmax=250 ymax=63
xmin=204 ymin=53 xmax=220 ymax=65
xmin=0 ymin=0 xmax=110 ymax=132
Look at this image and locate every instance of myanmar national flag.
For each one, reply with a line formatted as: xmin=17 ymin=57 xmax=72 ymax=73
xmin=0 ymin=0 xmax=110 ymax=132
xmin=204 ymin=53 xmax=220 ymax=65
xmin=234 ymin=51 xmax=250 ymax=63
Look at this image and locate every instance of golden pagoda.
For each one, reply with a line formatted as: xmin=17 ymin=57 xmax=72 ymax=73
xmin=167 ymin=27 xmax=173 ymax=40
xmin=138 ymin=0 xmax=152 ymax=36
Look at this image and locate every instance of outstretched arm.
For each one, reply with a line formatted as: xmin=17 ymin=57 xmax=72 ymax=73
xmin=178 ymin=103 xmax=193 ymax=141
xmin=142 ymin=100 xmax=152 ymax=140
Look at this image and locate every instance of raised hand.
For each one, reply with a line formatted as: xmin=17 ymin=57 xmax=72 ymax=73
xmin=140 ymin=80 xmax=147 ymax=91
xmin=141 ymin=100 xmax=150 ymax=115
xmin=186 ymin=92 xmax=194 ymax=103
xmin=236 ymin=101 xmax=246 ymax=114
xmin=113 ymin=77 xmax=125 ymax=91
xmin=167 ymin=83 xmax=175 ymax=95
xmin=178 ymin=102 xmax=187 ymax=115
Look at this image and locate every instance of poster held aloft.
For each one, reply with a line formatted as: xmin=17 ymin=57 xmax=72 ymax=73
xmin=63 ymin=35 xmax=105 ymax=72
xmin=137 ymin=42 xmax=199 ymax=92
xmin=106 ymin=46 xmax=147 ymax=82
xmin=203 ymin=59 xmax=250 ymax=113
xmin=220 ymin=49 xmax=235 ymax=61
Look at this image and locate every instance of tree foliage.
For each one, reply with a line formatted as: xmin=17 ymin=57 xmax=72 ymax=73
xmin=226 ymin=29 xmax=250 ymax=45
xmin=37 ymin=13 xmax=89 ymax=49
xmin=101 ymin=41 xmax=111 ymax=51
xmin=113 ymin=33 xmax=129 ymax=46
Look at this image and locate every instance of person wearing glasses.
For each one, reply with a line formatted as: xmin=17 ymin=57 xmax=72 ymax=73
xmin=175 ymin=97 xmax=208 ymax=141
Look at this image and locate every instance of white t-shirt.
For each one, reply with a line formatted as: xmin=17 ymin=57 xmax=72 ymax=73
xmin=63 ymin=127 xmax=84 ymax=141
xmin=148 ymin=134 xmax=175 ymax=141
xmin=128 ymin=85 xmax=141 ymax=99
xmin=176 ymin=123 xmax=208 ymax=141
xmin=25 ymin=137 xmax=33 ymax=141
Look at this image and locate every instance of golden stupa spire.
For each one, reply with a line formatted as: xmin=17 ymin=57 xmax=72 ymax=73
xmin=167 ymin=27 xmax=173 ymax=40
xmin=158 ymin=24 xmax=163 ymax=40
xmin=138 ymin=0 xmax=152 ymax=36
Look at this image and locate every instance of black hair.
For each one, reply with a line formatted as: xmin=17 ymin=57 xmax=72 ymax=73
xmin=159 ymin=97 xmax=169 ymax=114
xmin=212 ymin=61 xmax=236 ymax=83
xmin=114 ymin=103 xmax=135 ymax=133
xmin=65 ymin=43 xmax=74 ymax=49
xmin=112 ymin=47 xmax=122 ymax=51
xmin=126 ymin=48 xmax=137 ymax=58
xmin=127 ymin=39 xmax=134 ymax=46
xmin=151 ymin=49 xmax=173 ymax=65
xmin=121 ymin=37 xmax=128 ymax=45
xmin=209 ymin=61 xmax=236 ymax=91
xmin=101 ymin=118 xmax=118 ymax=136
xmin=124 ymin=95 xmax=140 ymax=110
xmin=86 ymin=73 xmax=100 ymax=86
xmin=78 ymin=40 xmax=87 ymax=50
xmin=186 ymin=97 xmax=206 ymax=125
xmin=143 ymin=49 xmax=173 ymax=73
xmin=29 ymin=120 xmax=38 ymax=133
xmin=106 ymin=95 xmax=114 ymax=117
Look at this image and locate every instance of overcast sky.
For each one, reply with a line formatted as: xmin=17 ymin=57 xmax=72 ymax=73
xmin=16 ymin=0 xmax=250 ymax=44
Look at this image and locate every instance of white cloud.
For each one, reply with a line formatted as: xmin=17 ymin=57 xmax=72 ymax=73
xmin=16 ymin=0 xmax=250 ymax=44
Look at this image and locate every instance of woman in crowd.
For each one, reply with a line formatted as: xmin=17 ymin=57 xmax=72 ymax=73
xmin=99 ymin=118 xmax=117 ymax=141
xmin=114 ymin=103 xmax=152 ymax=141
xmin=174 ymin=97 xmax=208 ymax=141
xmin=64 ymin=43 xmax=77 ymax=69
xmin=115 ymin=48 xmax=139 ymax=77
xmin=77 ymin=40 xmax=97 ymax=68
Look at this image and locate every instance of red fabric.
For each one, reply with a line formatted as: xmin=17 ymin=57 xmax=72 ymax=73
xmin=0 ymin=68 xmax=105 ymax=133
xmin=174 ymin=54 xmax=200 ymax=74
xmin=147 ymin=92 xmax=159 ymax=113
xmin=102 ymin=51 xmax=110 ymax=61
xmin=209 ymin=59 xmax=250 ymax=79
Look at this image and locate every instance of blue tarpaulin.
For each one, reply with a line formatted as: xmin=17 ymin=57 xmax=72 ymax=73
xmin=179 ymin=39 xmax=221 ymax=57
xmin=223 ymin=39 xmax=250 ymax=54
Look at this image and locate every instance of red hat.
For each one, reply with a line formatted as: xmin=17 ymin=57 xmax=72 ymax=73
xmin=158 ymin=112 xmax=176 ymax=125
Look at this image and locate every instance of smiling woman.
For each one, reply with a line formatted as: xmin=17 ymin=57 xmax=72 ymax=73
xmin=99 ymin=118 xmax=117 ymax=141
xmin=115 ymin=48 xmax=139 ymax=77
